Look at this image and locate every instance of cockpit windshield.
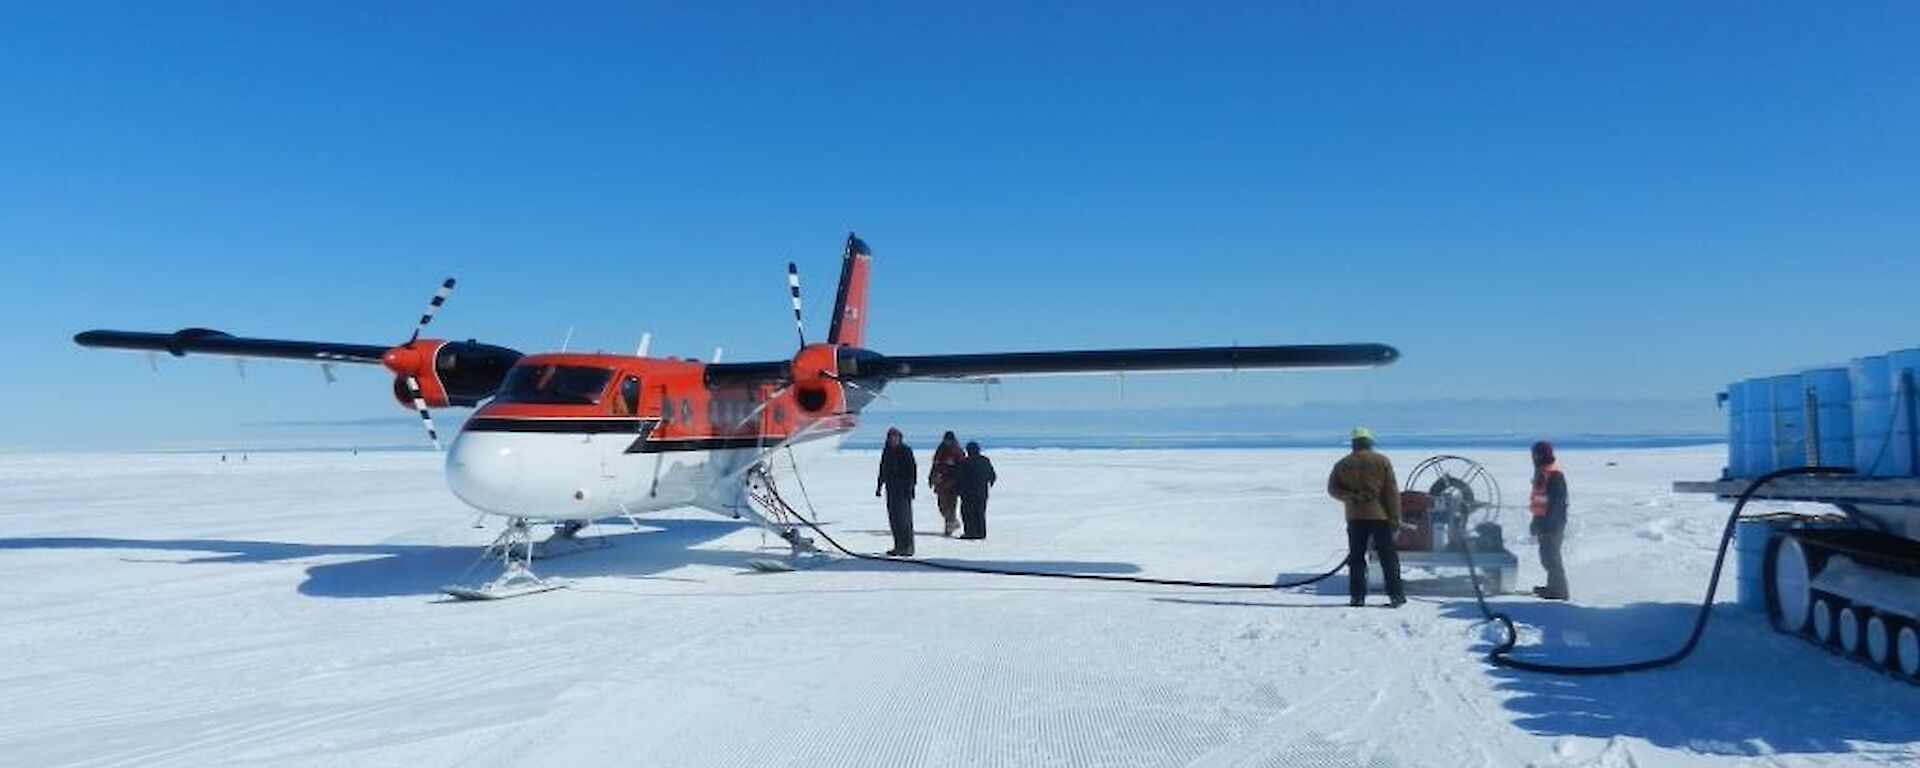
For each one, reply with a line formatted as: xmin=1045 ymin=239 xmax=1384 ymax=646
xmin=493 ymin=364 xmax=614 ymax=406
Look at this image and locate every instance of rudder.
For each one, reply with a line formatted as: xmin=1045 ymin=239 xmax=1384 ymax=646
xmin=827 ymin=232 xmax=871 ymax=347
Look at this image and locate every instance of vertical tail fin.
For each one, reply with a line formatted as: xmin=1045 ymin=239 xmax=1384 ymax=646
xmin=827 ymin=232 xmax=871 ymax=347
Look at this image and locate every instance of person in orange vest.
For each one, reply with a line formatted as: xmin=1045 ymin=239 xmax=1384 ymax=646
xmin=1529 ymin=440 xmax=1570 ymax=600
xmin=1327 ymin=427 xmax=1405 ymax=607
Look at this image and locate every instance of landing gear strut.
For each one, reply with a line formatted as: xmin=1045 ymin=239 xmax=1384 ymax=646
xmin=442 ymin=517 xmax=567 ymax=600
xmin=535 ymin=519 xmax=612 ymax=559
xmin=741 ymin=464 xmax=822 ymax=572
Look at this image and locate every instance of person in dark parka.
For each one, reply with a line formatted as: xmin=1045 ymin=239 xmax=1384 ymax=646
xmin=954 ymin=441 xmax=997 ymax=540
xmin=876 ymin=427 xmax=918 ymax=556
xmin=1529 ymin=440 xmax=1571 ymax=600
xmin=929 ymin=431 xmax=967 ymax=537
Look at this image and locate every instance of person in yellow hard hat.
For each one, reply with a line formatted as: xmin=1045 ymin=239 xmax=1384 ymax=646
xmin=1327 ymin=427 xmax=1406 ymax=607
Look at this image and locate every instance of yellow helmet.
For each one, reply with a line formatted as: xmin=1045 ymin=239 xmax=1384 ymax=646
xmin=1350 ymin=427 xmax=1375 ymax=441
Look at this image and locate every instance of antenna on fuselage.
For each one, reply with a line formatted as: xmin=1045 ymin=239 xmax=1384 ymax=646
xmin=712 ymin=346 xmax=725 ymax=363
xmin=786 ymin=261 xmax=806 ymax=350
xmin=636 ymin=332 xmax=653 ymax=358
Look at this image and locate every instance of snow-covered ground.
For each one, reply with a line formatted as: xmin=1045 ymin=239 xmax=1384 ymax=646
xmin=1 ymin=445 xmax=1913 ymax=767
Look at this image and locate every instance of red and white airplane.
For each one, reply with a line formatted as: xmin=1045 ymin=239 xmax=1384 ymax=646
xmin=75 ymin=234 xmax=1399 ymax=598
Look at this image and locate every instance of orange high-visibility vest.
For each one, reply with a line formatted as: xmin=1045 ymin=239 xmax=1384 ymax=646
xmin=1529 ymin=463 xmax=1559 ymax=517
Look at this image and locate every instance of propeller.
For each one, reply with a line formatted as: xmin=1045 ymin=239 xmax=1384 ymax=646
xmin=400 ymin=278 xmax=456 ymax=449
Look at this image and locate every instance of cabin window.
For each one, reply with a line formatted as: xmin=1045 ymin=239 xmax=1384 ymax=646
xmin=680 ymin=399 xmax=693 ymax=424
xmin=773 ymin=405 xmax=786 ymax=425
xmin=494 ymin=365 xmax=615 ymax=406
xmin=614 ymin=376 xmax=640 ymax=416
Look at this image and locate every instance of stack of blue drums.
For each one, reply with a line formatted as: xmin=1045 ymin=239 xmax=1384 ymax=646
xmin=1723 ymin=347 xmax=1919 ymax=478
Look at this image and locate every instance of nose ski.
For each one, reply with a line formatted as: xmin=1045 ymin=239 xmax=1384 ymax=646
xmin=442 ymin=517 xmax=571 ymax=600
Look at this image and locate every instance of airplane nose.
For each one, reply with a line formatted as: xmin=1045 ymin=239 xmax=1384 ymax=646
xmin=445 ymin=433 xmax=523 ymax=515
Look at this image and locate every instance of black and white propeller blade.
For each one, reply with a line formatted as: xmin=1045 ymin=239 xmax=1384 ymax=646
xmin=400 ymin=277 xmax=459 ymax=449
xmin=409 ymin=277 xmax=456 ymax=344
xmin=786 ymin=262 xmax=806 ymax=349
xmin=404 ymin=375 xmax=442 ymax=450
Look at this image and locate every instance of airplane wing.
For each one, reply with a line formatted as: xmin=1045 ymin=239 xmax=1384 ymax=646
xmin=866 ymin=344 xmax=1398 ymax=380
xmin=704 ymin=343 xmax=1400 ymax=388
xmin=76 ymin=327 xmax=524 ymax=408
xmin=73 ymin=329 xmax=392 ymax=364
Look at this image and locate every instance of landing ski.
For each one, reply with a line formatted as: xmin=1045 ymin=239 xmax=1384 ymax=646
xmin=744 ymin=552 xmax=832 ymax=573
xmin=441 ymin=579 xmax=570 ymax=600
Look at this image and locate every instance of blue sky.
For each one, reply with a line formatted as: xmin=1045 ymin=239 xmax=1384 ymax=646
xmin=4 ymin=3 xmax=1917 ymax=448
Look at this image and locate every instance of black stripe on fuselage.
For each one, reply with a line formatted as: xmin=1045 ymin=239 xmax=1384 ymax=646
xmin=625 ymin=435 xmax=813 ymax=454
xmin=462 ymin=417 xmax=849 ymax=453
xmin=464 ymin=417 xmax=657 ymax=434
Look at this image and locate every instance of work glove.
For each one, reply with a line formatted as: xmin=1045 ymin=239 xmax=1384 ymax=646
xmin=875 ymin=487 xmax=882 ymax=497
xmin=1528 ymin=517 xmax=1542 ymax=536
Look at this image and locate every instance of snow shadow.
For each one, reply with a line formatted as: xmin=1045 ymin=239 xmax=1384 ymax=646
xmin=1441 ymin=600 xmax=1920 ymax=757
xmin=0 ymin=517 xmax=750 ymax=600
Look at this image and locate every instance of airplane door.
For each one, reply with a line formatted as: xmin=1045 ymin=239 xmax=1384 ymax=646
xmin=599 ymin=375 xmax=642 ymax=480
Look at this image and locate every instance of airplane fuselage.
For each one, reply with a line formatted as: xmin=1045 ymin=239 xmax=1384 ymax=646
xmin=442 ymin=350 xmax=870 ymax=522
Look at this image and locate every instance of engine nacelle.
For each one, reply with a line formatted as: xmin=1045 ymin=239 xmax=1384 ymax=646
xmin=789 ymin=343 xmax=846 ymax=415
xmin=383 ymin=339 xmax=524 ymax=409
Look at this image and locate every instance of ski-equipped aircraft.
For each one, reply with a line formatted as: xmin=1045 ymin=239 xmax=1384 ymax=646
xmin=74 ymin=234 xmax=1399 ymax=598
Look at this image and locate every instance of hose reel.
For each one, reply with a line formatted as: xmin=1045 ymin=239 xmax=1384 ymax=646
xmin=1401 ymin=455 xmax=1504 ymax=553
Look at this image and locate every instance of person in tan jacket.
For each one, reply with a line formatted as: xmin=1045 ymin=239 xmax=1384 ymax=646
xmin=1327 ymin=427 xmax=1406 ymax=607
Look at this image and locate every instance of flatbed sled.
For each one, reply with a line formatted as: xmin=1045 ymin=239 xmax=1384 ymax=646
xmin=1397 ymin=548 xmax=1520 ymax=594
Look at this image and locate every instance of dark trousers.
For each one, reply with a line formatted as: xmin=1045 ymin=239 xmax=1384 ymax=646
xmin=959 ymin=496 xmax=987 ymax=538
xmin=1537 ymin=530 xmax=1569 ymax=598
xmin=1347 ymin=519 xmax=1404 ymax=603
xmin=885 ymin=486 xmax=914 ymax=555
